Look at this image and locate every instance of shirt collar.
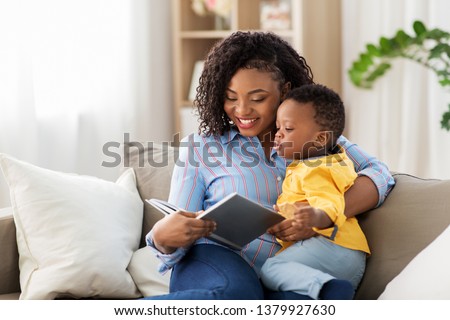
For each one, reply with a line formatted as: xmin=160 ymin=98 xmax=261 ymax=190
xmin=219 ymin=127 xmax=281 ymax=158
xmin=219 ymin=127 xmax=242 ymax=144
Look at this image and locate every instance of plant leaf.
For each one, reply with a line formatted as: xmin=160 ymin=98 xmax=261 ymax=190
xmin=366 ymin=44 xmax=381 ymax=56
xmin=441 ymin=104 xmax=450 ymax=131
xmin=429 ymin=43 xmax=450 ymax=59
xmin=425 ymin=28 xmax=450 ymax=41
xmin=360 ymin=53 xmax=374 ymax=66
xmin=413 ymin=20 xmax=427 ymax=36
xmin=394 ymin=30 xmax=411 ymax=48
xmin=379 ymin=37 xmax=392 ymax=53
xmin=348 ymin=69 xmax=363 ymax=86
xmin=365 ymin=63 xmax=391 ymax=82
xmin=353 ymin=60 xmax=369 ymax=72
xmin=439 ymin=79 xmax=450 ymax=87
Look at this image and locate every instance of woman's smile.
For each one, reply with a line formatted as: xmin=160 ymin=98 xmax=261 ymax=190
xmin=236 ymin=117 xmax=259 ymax=129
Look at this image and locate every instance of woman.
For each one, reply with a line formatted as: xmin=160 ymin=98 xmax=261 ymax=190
xmin=145 ymin=31 xmax=395 ymax=300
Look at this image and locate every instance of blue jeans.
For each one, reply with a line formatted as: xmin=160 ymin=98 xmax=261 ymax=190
xmin=260 ymin=236 xmax=366 ymax=299
xmin=143 ymin=244 xmax=312 ymax=300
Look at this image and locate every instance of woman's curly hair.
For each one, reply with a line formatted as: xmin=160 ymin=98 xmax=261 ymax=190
xmin=195 ymin=31 xmax=314 ymax=136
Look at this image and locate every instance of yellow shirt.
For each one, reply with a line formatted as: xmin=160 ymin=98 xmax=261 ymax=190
xmin=277 ymin=150 xmax=370 ymax=254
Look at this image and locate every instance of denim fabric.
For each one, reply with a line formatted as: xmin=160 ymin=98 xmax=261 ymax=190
xmin=143 ymin=244 xmax=315 ymax=300
xmin=260 ymin=236 xmax=366 ymax=299
xmin=143 ymin=244 xmax=265 ymax=300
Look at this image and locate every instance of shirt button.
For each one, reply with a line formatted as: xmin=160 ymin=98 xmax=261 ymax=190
xmin=277 ymin=176 xmax=282 ymax=181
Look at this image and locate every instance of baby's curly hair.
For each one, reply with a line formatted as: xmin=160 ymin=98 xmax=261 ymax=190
xmin=284 ymin=84 xmax=345 ymax=146
xmin=195 ymin=31 xmax=314 ymax=136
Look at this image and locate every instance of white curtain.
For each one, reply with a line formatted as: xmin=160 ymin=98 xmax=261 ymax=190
xmin=0 ymin=0 xmax=173 ymax=207
xmin=342 ymin=0 xmax=450 ymax=179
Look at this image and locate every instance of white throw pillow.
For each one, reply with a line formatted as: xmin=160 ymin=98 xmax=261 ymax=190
xmin=0 ymin=154 xmax=143 ymax=299
xmin=127 ymin=247 xmax=170 ymax=297
xmin=378 ymin=225 xmax=450 ymax=299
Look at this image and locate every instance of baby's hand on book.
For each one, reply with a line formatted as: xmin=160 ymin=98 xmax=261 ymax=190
xmin=267 ymin=218 xmax=316 ymax=241
xmin=293 ymin=207 xmax=332 ymax=229
xmin=292 ymin=206 xmax=319 ymax=228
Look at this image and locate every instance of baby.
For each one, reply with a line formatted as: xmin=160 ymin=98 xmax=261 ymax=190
xmin=261 ymin=84 xmax=370 ymax=300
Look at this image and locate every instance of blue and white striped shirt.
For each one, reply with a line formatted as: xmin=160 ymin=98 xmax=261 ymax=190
xmin=147 ymin=128 xmax=395 ymax=274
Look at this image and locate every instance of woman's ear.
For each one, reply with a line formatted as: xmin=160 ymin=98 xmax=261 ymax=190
xmin=281 ymin=82 xmax=291 ymax=100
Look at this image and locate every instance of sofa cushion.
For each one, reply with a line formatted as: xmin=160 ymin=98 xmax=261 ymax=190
xmin=0 ymin=207 xmax=20 ymax=295
xmin=355 ymin=173 xmax=450 ymax=299
xmin=0 ymin=154 xmax=143 ymax=299
xmin=378 ymin=224 xmax=450 ymax=299
xmin=127 ymin=247 xmax=170 ymax=297
xmin=123 ymin=142 xmax=177 ymax=246
xmin=0 ymin=292 xmax=21 ymax=300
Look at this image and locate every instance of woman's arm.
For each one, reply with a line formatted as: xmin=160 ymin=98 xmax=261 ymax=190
xmin=338 ymin=135 xmax=395 ymax=213
xmin=146 ymin=134 xmax=214 ymax=270
xmin=343 ymin=175 xmax=378 ymax=218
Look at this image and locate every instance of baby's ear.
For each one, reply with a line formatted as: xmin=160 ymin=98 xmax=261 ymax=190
xmin=315 ymin=131 xmax=331 ymax=148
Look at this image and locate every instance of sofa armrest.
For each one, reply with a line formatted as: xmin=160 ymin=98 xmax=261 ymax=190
xmin=0 ymin=207 xmax=20 ymax=295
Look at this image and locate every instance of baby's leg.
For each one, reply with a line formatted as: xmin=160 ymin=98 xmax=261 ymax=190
xmin=260 ymin=236 xmax=365 ymax=299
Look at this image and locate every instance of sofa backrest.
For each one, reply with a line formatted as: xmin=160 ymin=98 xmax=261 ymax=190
xmin=356 ymin=173 xmax=450 ymax=299
xmin=123 ymin=142 xmax=177 ymax=247
xmin=0 ymin=208 xmax=20 ymax=295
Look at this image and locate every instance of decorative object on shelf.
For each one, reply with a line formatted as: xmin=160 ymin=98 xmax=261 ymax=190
xmin=191 ymin=0 xmax=232 ymax=30
xmin=348 ymin=20 xmax=450 ymax=131
xmin=260 ymin=0 xmax=291 ymax=30
xmin=214 ymin=15 xmax=230 ymax=31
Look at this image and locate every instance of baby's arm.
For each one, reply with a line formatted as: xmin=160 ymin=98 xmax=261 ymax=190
xmin=295 ymin=158 xmax=357 ymax=233
xmin=293 ymin=206 xmax=333 ymax=230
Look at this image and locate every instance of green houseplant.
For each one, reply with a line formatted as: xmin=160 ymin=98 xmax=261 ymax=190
xmin=348 ymin=20 xmax=450 ymax=131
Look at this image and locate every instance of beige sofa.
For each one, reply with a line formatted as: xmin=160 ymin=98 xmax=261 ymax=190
xmin=1 ymin=144 xmax=450 ymax=300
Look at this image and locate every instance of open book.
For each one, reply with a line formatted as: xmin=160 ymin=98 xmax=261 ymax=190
xmin=147 ymin=192 xmax=285 ymax=250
